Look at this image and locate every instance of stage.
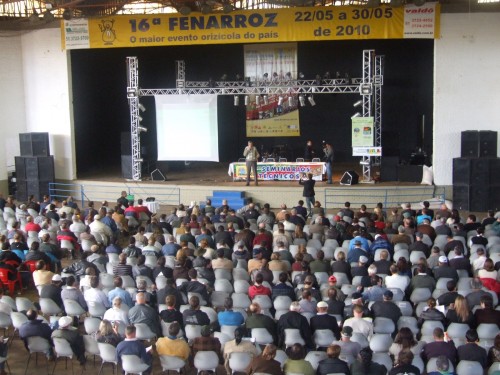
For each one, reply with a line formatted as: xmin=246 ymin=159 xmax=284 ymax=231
xmin=65 ymin=161 xmax=448 ymax=214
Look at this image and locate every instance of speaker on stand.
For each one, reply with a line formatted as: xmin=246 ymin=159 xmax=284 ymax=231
xmin=340 ymin=170 xmax=359 ymax=186
xmin=151 ymin=169 xmax=166 ymax=181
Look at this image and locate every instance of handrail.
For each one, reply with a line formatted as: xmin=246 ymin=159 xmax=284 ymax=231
xmin=49 ymin=182 xmax=180 ymax=207
xmin=324 ymin=186 xmax=446 ymax=210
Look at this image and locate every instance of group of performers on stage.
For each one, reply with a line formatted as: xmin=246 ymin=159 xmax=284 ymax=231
xmin=243 ymin=140 xmax=334 ymax=185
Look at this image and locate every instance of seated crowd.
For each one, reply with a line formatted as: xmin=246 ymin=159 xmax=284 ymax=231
xmin=1 ymin=192 xmax=500 ymax=375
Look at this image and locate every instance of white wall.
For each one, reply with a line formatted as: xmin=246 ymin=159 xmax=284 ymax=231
xmin=433 ymin=13 xmax=500 ymax=185
xmin=0 ymin=32 xmax=26 ymax=179
xmin=21 ymin=28 xmax=76 ymax=180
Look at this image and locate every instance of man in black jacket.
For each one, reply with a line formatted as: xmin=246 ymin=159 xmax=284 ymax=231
xmin=19 ymin=309 xmax=53 ymax=353
xmin=277 ymin=301 xmax=313 ymax=349
xmin=310 ymin=301 xmax=341 ymax=341
xmin=457 ymin=329 xmax=487 ymax=368
xmin=299 ymin=173 xmax=315 ymax=217
xmin=316 ymin=344 xmax=350 ymax=375
xmin=40 ymin=274 xmax=64 ymax=309
xmin=370 ymin=290 xmax=402 ymax=326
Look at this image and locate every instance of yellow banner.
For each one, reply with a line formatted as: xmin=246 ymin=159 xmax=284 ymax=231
xmin=61 ymin=3 xmax=440 ymax=49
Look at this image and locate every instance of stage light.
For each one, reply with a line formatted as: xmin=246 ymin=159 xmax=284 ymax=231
xmin=138 ymin=126 xmax=148 ymax=133
xmin=135 ymin=158 xmax=144 ymax=163
xmin=263 ymin=73 xmax=268 ymax=80
xmin=323 ymin=71 xmax=331 ymax=79
xmin=244 ymin=96 xmax=249 ymax=106
xmin=414 ymin=0 xmax=426 ymax=6
xmin=336 ymin=71 xmax=341 ymax=79
xmin=299 ymin=72 xmax=305 ymax=79
xmin=138 ymin=115 xmax=143 ymax=122
xmin=353 ymin=100 xmax=362 ymax=108
xmin=43 ymin=10 xmax=54 ymax=21
xmin=179 ymin=6 xmax=191 ymax=15
xmin=208 ymin=78 xmax=215 ymax=88
xmin=285 ymin=72 xmax=292 ymax=80
xmin=62 ymin=9 xmax=72 ymax=20
xmin=235 ymin=74 xmax=242 ymax=81
xmin=200 ymin=3 xmax=211 ymax=14
xmin=255 ymin=96 xmax=260 ymax=105
xmin=244 ymin=77 xmax=251 ymax=87
xmin=29 ymin=9 xmax=39 ymax=22
xmin=308 ymin=96 xmax=316 ymax=106
xmin=272 ymin=72 xmax=279 ymax=82
xmin=351 ymin=112 xmax=361 ymax=118
xmin=278 ymin=96 xmax=283 ymax=106
xmin=234 ymin=96 xmax=239 ymax=106
xmin=220 ymin=74 xmax=227 ymax=81
xmin=299 ymin=95 xmax=306 ymax=107
xmin=288 ymin=97 xmax=294 ymax=107
xmin=222 ymin=3 xmax=233 ymax=13
xmin=263 ymin=95 xmax=269 ymax=105
xmin=315 ymin=74 xmax=322 ymax=85
xmin=138 ymin=103 xmax=146 ymax=112
xmin=360 ymin=83 xmax=372 ymax=95
xmin=360 ymin=159 xmax=370 ymax=165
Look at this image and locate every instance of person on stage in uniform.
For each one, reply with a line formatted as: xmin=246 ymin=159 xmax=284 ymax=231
xmin=304 ymin=140 xmax=315 ymax=161
xmin=299 ymin=173 xmax=315 ymax=217
xmin=324 ymin=143 xmax=334 ymax=184
xmin=243 ymin=140 xmax=260 ymax=186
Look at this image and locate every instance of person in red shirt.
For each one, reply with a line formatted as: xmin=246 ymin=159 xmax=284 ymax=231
xmin=248 ymin=272 xmax=271 ymax=300
xmin=24 ymin=216 xmax=42 ymax=233
xmin=134 ymin=199 xmax=152 ymax=218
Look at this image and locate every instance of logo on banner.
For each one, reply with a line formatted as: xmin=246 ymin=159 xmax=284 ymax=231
xmin=99 ymin=20 xmax=116 ymax=45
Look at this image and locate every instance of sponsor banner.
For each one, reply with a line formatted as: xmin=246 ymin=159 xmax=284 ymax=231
xmin=60 ymin=3 xmax=440 ymax=49
xmin=352 ymin=146 xmax=382 ymax=156
xmin=229 ymin=162 xmax=325 ymax=181
xmin=351 ymin=117 xmax=374 ymax=147
xmin=246 ymin=98 xmax=300 ymax=137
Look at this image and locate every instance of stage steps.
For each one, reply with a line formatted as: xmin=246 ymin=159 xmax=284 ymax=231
xmin=207 ymin=190 xmax=247 ymax=210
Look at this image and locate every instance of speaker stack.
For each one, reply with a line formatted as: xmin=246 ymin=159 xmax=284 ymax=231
xmin=15 ymin=132 xmax=54 ymax=201
xmin=121 ymin=132 xmax=133 ymax=179
xmin=453 ymin=130 xmax=499 ymax=211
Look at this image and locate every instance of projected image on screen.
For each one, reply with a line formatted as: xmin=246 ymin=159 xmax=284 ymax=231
xmin=155 ymin=95 xmax=219 ymax=162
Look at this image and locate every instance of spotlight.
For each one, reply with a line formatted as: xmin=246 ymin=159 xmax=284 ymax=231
xmin=138 ymin=126 xmax=148 ymax=133
xmin=278 ymin=96 xmax=283 ymax=106
xmin=138 ymin=103 xmax=146 ymax=112
xmin=414 ymin=0 xmax=426 ymax=6
xmin=235 ymin=74 xmax=242 ymax=81
xmin=360 ymin=83 xmax=372 ymax=95
xmin=138 ymin=115 xmax=143 ymax=122
xmin=208 ymin=78 xmax=215 ymax=88
xmin=62 ymin=9 xmax=72 ymax=20
xmin=285 ymin=72 xmax=292 ymax=80
xmin=234 ymin=96 xmax=239 ymax=106
xmin=335 ymin=71 xmax=341 ymax=79
xmin=222 ymin=3 xmax=233 ymax=13
xmin=255 ymin=96 xmax=260 ymax=106
xmin=299 ymin=95 xmax=306 ymax=107
xmin=323 ymin=71 xmax=331 ymax=80
xmin=179 ymin=6 xmax=191 ymax=15
xmin=263 ymin=73 xmax=269 ymax=80
xmin=244 ymin=96 xmax=249 ymax=106
xmin=43 ymin=10 xmax=54 ymax=22
xmin=351 ymin=112 xmax=361 ymax=118
xmin=220 ymin=74 xmax=227 ymax=81
xmin=299 ymin=72 xmax=305 ymax=79
xmin=200 ymin=3 xmax=211 ymax=14
xmin=263 ymin=95 xmax=269 ymax=105
xmin=315 ymin=74 xmax=322 ymax=85
xmin=272 ymin=72 xmax=279 ymax=81
xmin=360 ymin=159 xmax=370 ymax=165
xmin=353 ymin=100 xmax=362 ymax=108
xmin=244 ymin=77 xmax=251 ymax=87
xmin=29 ymin=9 xmax=39 ymax=22
xmin=308 ymin=96 xmax=316 ymax=106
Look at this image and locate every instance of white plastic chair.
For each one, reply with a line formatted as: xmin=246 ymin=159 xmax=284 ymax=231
xmin=63 ymin=299 xmax=86 ymax=320
xmin=193 ymin=350 xmax=219 ymax=373
xmin=84 ymin=316 xmax=101 ymax=335
xmin=251 ymin=328 xmax=274 ymax=345
xmin=229 ymin=351 xmax=253 ymax=374
xmin=305 ymin=351 xmax=327 ymax=370
xmin=373 ymin=317 xmax=395 ymax=334
xmin=39 ymin=298 xmax=63 ymax=318
xmin=97 ymin=342 xmax=118 ymax=375
xmin=159 ymin=354 xmax=186 ymax=373
xmin=134 ymin=322 xmax=156 ymax=340
xmin=313 ymin=329 xmax=335 ymax=348
xmin=284 ymin=328 xmax=305 ymax=347
xmin=15 ymin=297 xmax=36 ymax=312
xmin=24 ymin=336 xmax=51 ymax=375
xmin=369 ymin=333 xmax=392 ymax=352
xmin=185 ymin=324 xmax=202 ymax=341
xmin=83 ymin=334 xmax=100 ymax=364
xmin=52 ymin=337 xmax=75 ymax=375
xmin=121 ymin=354 xmax=150 ymax=375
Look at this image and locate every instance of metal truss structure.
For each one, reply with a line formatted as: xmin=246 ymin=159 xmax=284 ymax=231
xmin=126 ymin=49 xmax=384 ymax=181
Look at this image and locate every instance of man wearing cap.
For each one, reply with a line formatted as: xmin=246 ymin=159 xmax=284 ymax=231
xmin=433 ymin=256 xmax=459 ymax=282
xmin=409 ymin=231 xmax=430 ymax=257
xmin=52 ymin=315 xmax=86 ymax=365
xmin=40 ymin=273 xmax=64 ymax=309
xmin=248 ymin=247 xmax=265 ymax=275
xmin=331 ymin=326 xmax=362 ymax=360
xmin=351 ymin=255 xmax=369 ymax=278
xmin=277 ymin=301 xmax=313 ymax=349
xmin=370 ymin=290 xmax=402 ymax=326
xmin=310 ymin=301 xmax=341 ymax=341
xmin=385 ymin=264 xmax=410 ymax=293
xmin=347 ymin=240 xmax=369 ymax=264
xmin=348 ymin=231 xmax=370 ymax=253
xmin=343 ymin=303 xmax=374 ymax=340
xmin=327 ymin=275 xmax=346 ymax=302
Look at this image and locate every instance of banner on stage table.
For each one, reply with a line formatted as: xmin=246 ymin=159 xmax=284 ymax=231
xmin=60 ymin=3 xmax=440 ymax=49
xmin=352 ymin=146 xmax=382 ymax=156
xmin=232 ymin=162 xmax=324 ymax=181
xmin=351 ymin=117 xmax=374 ymax=147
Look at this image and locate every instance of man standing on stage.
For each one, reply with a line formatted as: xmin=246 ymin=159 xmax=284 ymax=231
xmin=243 ymin=140 xmax=260 ymax=186
xmin=304 ymin=140 xmax=315 ymax=161
xmin=299 ymin=173 xmax=315 ymax=217
xmin=324 ymin=143 xmax=334 ymax=184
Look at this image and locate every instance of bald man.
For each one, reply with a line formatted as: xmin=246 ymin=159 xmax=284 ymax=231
xmin=128 ymin=292 xmax=161 ymax=336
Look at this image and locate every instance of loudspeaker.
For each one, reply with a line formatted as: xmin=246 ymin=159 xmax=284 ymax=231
xmin=15 ymin=156 xmax=55 ymax=181
xmin=151 ymin=169 xmax=166 ymax=181
xmin=340 ymin=170 xmax=359 ymax=185
xmin=121 ymin=132 xmax=131 ymax=155
xmin=490 ymin=186 xmax=500 ymax=211
xmin=380 ymin=157 xmax=399 ymax=182
xmin=461 ymin=131 xmax=479 ymax=158
xmin=16 ymin=180 xmax=51 ymax=201
xmin=490 ymin=159 xmax=500 ymax=185
xmin=479 ymin=130 xmax=498 ymax=157
xmin=121 ymin=155 xmax=133 ymax=179
xmin=452 ymin=158 xmax=490 ymax=186
xmin=397 ymin=164 xmax=423 ymax=182
xmin=453 ymin=185 xmax=490 ymax=212
xmin=19 ymin=132 xmax=50 ymax=157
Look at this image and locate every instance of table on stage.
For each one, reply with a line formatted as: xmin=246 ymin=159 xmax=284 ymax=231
xmin=228 ymin=161 xmax=326 ymax=181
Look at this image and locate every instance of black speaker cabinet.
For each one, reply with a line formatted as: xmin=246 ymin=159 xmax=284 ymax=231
xmin=453 ymin=185 xmax=490 ymax=212
xmin=461 ymin=131 xmax=479 ymax=158
xmin=340 ymin=170 xmax=359 ymax=185
xmin=380 ymin=157 xmax=399 ymax=182
xmin=490 ymin=158 xmax=500 ymax=186
xmin=151 ymin=169 xmax=166 ymax=181
xmin=16 ymin=180 xmax=51 ymax=202
xmin=479 ymin=130 xmax=498 ymax=157
xmin=397 ymin=164 xmax=423 ymax=183
xmin=452 ymin=158 xmax=490 ymax=186
xmin=15 ymin=156 xmax=55 ymax=181
xmin=19 ymin=132 xmax=50 ymax=157
xmin=121 ymin=155 xmax=133 ymax=179
xmin=121 ymin=132 xmax=132 ymax=156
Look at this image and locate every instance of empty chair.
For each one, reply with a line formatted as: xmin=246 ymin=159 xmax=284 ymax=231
xmin=84 ymin=316 xmax=101 ymax=335
xmin=232 ymin=293 xmax=251 ymax=309
xmin=284 ymin=328 xmax=305 ymax=347
xmin=369 ymin=334 xmax=392 ymax=352
xmin=52 ymin=337 xmax=75 ymax=375
xmin=274 ymin=296 xmax=292 ymax=311
xmin=307 ymin=239 xmax=322 ymax=251
xmin=446 ymin=323 xmax=470 ymax=341
xmin=313 ymin=329 xmax=335 ymax=348
xmin=39 ymin=297 xmax=63 ymax=317
xmin=374 ymin=317 xmax=395 ymax=334
xmin=63 ymin=299 xmax=86 ymax=320
xmin=194 ymin=351 xmax=219 ymax=373
xmin=253 ymin=295 xmax=272 ymax=309
xmin=83 ymin=334 xmax=100 ymax=363
xmin=229 ymin=351 xmax=253 ymax=374
xmin=121 ymin=354 xmax=150 ymax=375
xmin=210 ymin=291 xmax=230 ymax=308
xmin=221 ymin=325 xmax=238 ymax=339
xmin=397 ymin=316 xmax=419 ymax=336
xmin=214 ymin=268 xmax=232 ymax=281
xmin=421 ymin=320 xmax=444 ymax=337
xmin=456 ymin=360 xmax=483 ymax=375
xmin=332 ymin=272 xmax=350 ymax=286
xmin=16 ymin=296 xmax=36 ymax=312
xmin=314 ymin=272 xmax=329 ymax=285
xmin=214 ymin=279 xmax=234 ymax=293
xmin=24 ymin=336 xmax=51 ymax=375
xmin=233 ymin=268 xmax=250 ymax=281
xmin=98 ymin=342 xmax=118 ymax=375
xmin=11 ymin=311 xmax=28 ymax=338
xmin=159 ymin=355 xmax=186 ymax=374
xmin=477 ymin=323 xmax=500 ymax=347
xmin=233 ymin=280 xmax=251 ymax=294
xmin=304 ymin=351 xmax=327 ymax=370
xmin=396 ymin=301 xmax=413 ymax=317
